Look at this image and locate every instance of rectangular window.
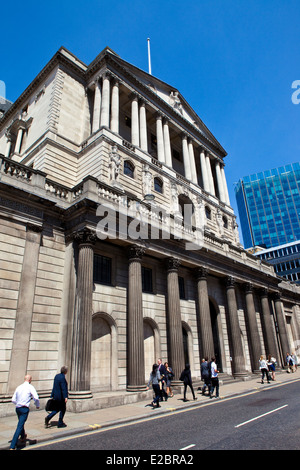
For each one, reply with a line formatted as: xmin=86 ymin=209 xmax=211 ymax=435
xmin=93 ymin=254 xmax=112 ymax=285
xmin=142 ymin=266 xmax=153 ymax=293
xmin=178 ymin=276 xmax=185 ymax=299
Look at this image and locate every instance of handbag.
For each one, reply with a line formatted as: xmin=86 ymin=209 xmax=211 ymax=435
xmin=45 ymin=398 xmax=62 ymax=412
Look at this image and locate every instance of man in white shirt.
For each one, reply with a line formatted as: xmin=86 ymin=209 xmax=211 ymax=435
xmin=10 ymin=375 xmax=40 ymax=450
xmin=210 ymin=357 xmax=220 ymax=399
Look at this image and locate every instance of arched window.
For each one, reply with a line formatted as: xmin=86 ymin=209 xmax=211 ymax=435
xmin=124 ymin=160 xmax=135 ymax=178
xmin=154 ymin=177 xmax=163 ymax=193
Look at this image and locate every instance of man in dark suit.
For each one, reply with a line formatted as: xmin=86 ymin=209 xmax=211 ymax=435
xmin=45 ymin=366 xmax=68 ymax=428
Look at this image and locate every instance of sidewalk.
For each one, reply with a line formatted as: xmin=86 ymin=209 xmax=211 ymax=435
xmin=1 ymin=370 xmax=299 ymax=450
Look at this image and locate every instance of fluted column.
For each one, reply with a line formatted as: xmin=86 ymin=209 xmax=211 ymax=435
xmin=156 ymin=113 xmax=165 ymax=163
xmin=200 ymin=149 xmax=210 ymax=192
xmin=273 ymin=292 xmax=290 ymax=364
xmin=166 ymin=258 xmax=185 ymax=381
xmin=195 ymin=267 xmax=214 ymax=359
xmin=70 ymin=228 xmax=97 ymax=398
xmin=215 ymin=161 xmax=226 ymax=203
xmin=139 ymin=100 xmax=148 ymax=151
xmin=221 ymin=166 xmax=230 ymax=205
xmin=127 ymin=245 xmax=146 ymax=391
xmin=92 ymin=78 xmax=101 ymax=133
xmin=259 ymin=288 xmax=278 ymax=359
xmin=225 ymin=277 xmax=248 ymax=378
xmin=244 ymin=283 xmax=261 ymax=373
xmin=110 ymin=79 xmax=119 ymax=133
xmin=188 ymin=140 xmax=198 ymax=184
xmin=131 ymin=94 xmax=139 ymax=146
xmin=182 ymin=134 xmax=191 ymax=181
xmin=163 ymin=118 xmax=172 ymax=167
xmin=206 ymin=153 xmax=216 ymax=196
xmin=100 ymin=73 xmax=110 ymax=127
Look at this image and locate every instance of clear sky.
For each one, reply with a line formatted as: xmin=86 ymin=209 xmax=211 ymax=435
xmin=1 ymin=0 xmax=300 ymax=244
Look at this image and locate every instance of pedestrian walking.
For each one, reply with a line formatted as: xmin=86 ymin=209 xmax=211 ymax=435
xmin=209 ymin=357 xmax=220 ymax=399
xmin=286 ymin=353 xmax=295 ymax=373
xmin=157 ymin=358 xmax=168 ymax=401
xmin=200 ymin=357 xmax=211 ymax=396
xmin=259 ymin=355 xmax=271 ymax=383
xmin=267 ymin=354 xmax=276 ymax=381
xmin=164 ymin=362 xmax=174 ymax=397
xmin=146 ymin=364 xmax=161 ymax=408
xmin=179 ymin=364 xmax=197 ymax=402
xmin=10 ymin=375 xmax=40 ymax=450
xmin=45 ymin=366 xmax=68 ymax=428
xmin=291 ymin=352 xmax=298 ymax=371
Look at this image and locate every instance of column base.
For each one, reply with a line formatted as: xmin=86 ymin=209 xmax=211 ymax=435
xmin=233 ymin=372 xmax=252 ymax=381
xmin=126 ymin=385 xmax=147 ymax=392
xmin=68 ymin=390 xmax=93 ymax=400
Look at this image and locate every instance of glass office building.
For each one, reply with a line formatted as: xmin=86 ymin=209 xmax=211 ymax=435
xmin=235 ymin=162 xmax=300 ymax=250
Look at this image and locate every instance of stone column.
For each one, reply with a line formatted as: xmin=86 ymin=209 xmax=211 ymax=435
xmin=92 ymin=78 xmax=101 ymax=133
xmin=244 ymin=283 xmax=261 ymax=373
xmin=206 ymin=153 xmax=216 ymax=196
xmin=273 ymin=292 xmax=290 ymax=364
xmin=131 ymin=94 xmax=139 ymax=147
xmin=163 ymin=118 xmax=172 ymax=167
xmin=156 ymin=113 xmax=165 ymax=163
xmin=182 ymin=134 xmax=191 ymax=181
xmin=7 ymin=224 xmax=42 ymax=393
xmin=166 ymin=258 xmax=185 ymax=381
xmin=100 ymin=73 xmax=110 ymax=128
xmin=225 ymin=277 xmax=248 ymax=378
xmin=69 ymin=228 xmax=96 ymax=398
xmin=200 ymin=149 xmax=210 ymax=192
xmin=110 ymin=79 xmax=119 ymax=134
xmin=215 ymin=161 xmax=226 ymax=203
xmin=195 ymin=267 xmax=214 ymax=359
xmin=5 ymin=135 xmax=12 ymax=158
xmin=139 ymin=100 xmax=148 ymax=152
xmin=15 ymin=127 xmax=24 ymax=155
xmin=188 ymin=140 xmax=198 ymax=185
xmin=259 ymin=288 xmax=278 ymax=359
xmin=221 ymin=166 xmax=230 ymax=205
xmin=127 ymin=245 xmax=146 ymax=391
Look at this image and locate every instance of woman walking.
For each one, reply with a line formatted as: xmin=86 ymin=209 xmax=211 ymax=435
xmin=259 ymin=355 xmax=271 ymax=384
xmin=164 ymin=362 xmax=174 ymax=397
xmin=146 ymin=364 xmax=161 ymax=408
xmin=180 ymin=364 xmax=197 ymax=402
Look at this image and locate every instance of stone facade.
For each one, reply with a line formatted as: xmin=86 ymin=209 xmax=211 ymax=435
xmin=0 ymin=46 xmax=299 ymax=415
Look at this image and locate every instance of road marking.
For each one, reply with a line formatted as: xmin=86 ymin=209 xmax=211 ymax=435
xmin=180 ymin=444 xmax=195 ymax=450
xmin=235 ymin=404 xmax=288 ymax=428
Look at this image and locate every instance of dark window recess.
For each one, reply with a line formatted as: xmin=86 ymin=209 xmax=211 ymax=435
xmin=124 ymin=160 xmax=135 ymax=178
xmin=142 ymin=266 xmax=153 ymax=293
xmin=178 ymin=276 xmax=185 ymax=299
xmin=94 ymin=254 xmax=112 ymax=284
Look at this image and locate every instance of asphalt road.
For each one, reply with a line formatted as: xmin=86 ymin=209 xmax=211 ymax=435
xmin=29 ymin=379 xmax=300 ymax=452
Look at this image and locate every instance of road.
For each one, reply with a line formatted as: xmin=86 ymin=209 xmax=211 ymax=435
xmin=29 ymin=379 xmax=300 ymax=452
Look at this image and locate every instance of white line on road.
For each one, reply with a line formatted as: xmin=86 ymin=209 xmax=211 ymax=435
xmin=235 ymin=404 xmax=288 ymax=428
xmin=180 ymin=444 xmax=196 ymax=450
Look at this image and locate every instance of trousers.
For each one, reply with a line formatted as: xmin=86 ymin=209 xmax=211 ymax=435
xmin=10 ymin=406 xmax=29 ymax=449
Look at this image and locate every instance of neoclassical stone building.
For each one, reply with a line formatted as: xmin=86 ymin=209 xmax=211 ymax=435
xmin=0 ymin=46 xmax=299 ymax=414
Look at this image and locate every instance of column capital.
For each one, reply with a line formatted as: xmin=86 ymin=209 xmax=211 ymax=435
xmin=72 ymin=228 xmax=97 ymax=245
xmin=272 ymin=291 xmax=282 ymax=301
xmin=128 ymin=244 xmax=146 ymax=261
xmin=225 ymin=276 xmax=236 ymax=289
xmin=195 ymin=266 xmax=208 ymax=280
xmin=244 ymin=282 xmax=254 ymax=293
xmin=166 ymin=257 xmax=181 ymax=272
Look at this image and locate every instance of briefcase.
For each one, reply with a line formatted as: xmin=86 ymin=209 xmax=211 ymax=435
xmin=45 ymin=398 xmax=62 ymax=412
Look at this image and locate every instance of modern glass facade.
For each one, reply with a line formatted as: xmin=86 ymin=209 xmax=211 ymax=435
xmin=235 ymin=162 xmax=300 ymax=250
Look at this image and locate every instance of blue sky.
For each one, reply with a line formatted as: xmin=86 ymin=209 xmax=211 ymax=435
xmin=1 ymin=0 xmax=300 ymax=243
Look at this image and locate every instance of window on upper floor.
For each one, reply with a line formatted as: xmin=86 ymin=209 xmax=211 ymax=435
xmin=124 ymin=160 xmax=135 ymax=178
xmin=154 ymin=177 xmax=163 ymax=194
xmin=142 ymin=266 xmax=153 ymax=293
xmin=205 ymin=206 xmax=211 ymax=220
